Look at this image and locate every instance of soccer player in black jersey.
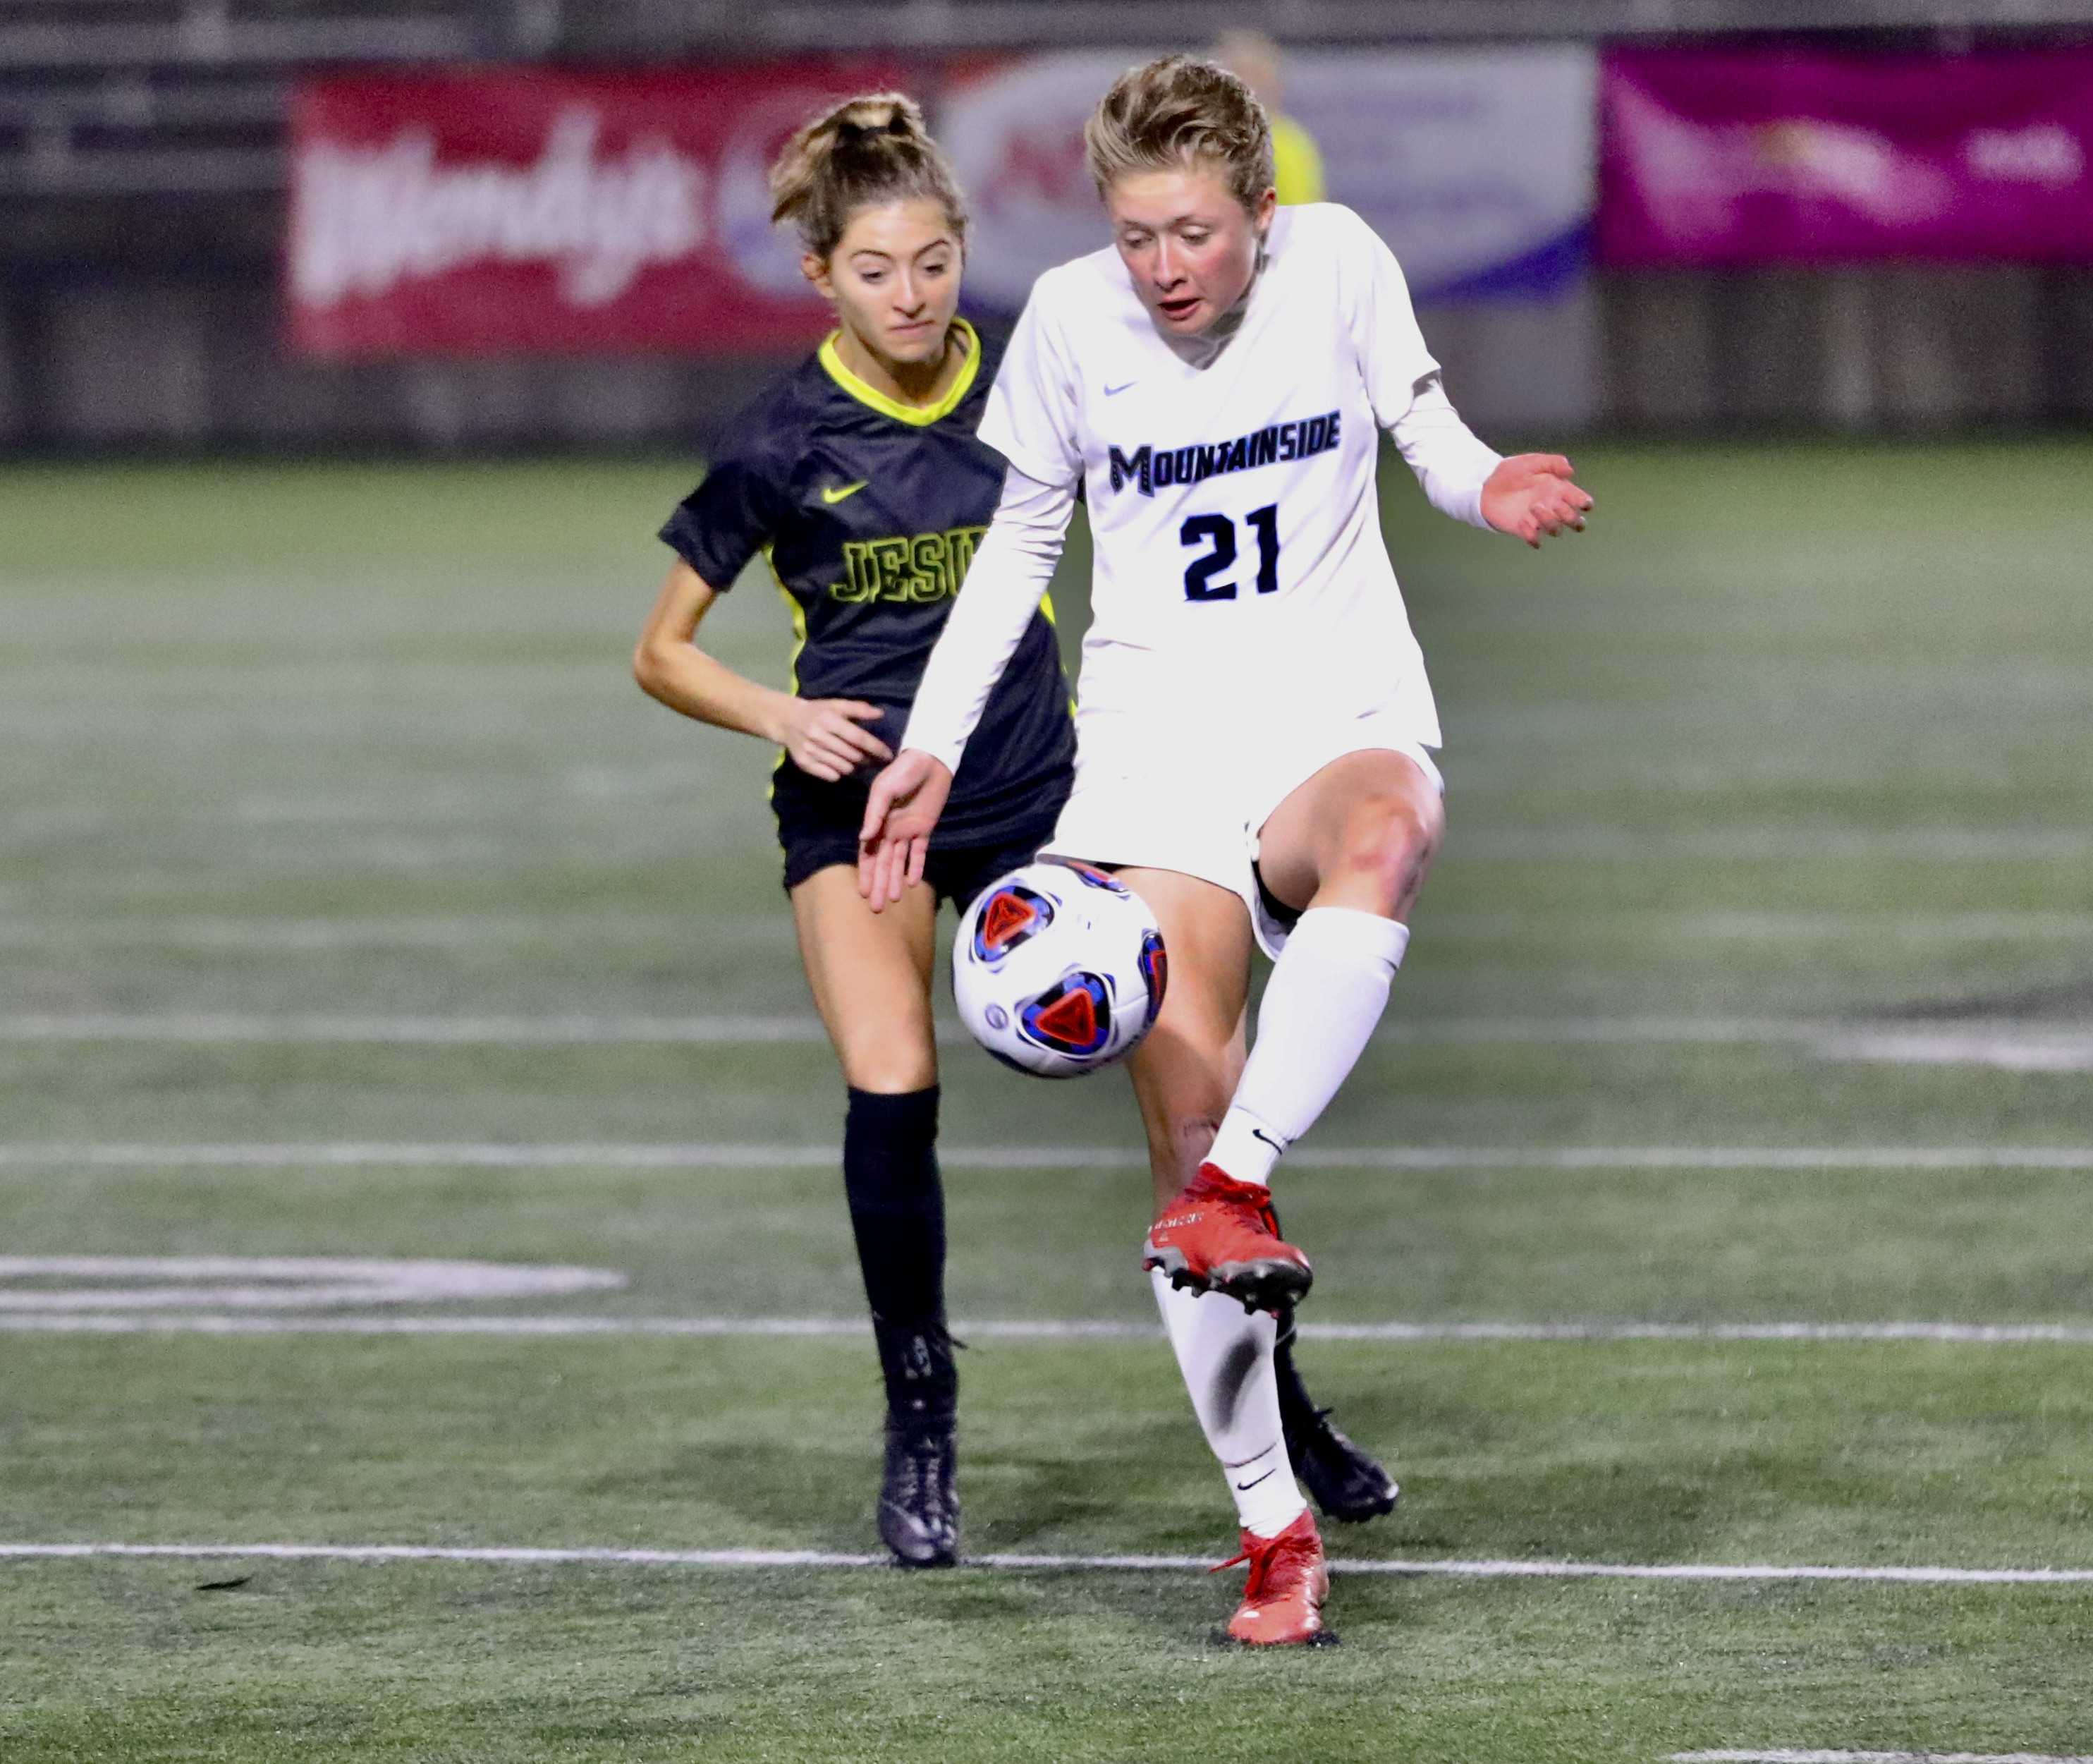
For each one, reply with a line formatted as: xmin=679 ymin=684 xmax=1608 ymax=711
xmin=635 ymin=92 xmax=1390 ymax=1570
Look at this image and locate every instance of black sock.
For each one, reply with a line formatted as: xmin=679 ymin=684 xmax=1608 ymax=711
xmin=1271 ymin=1310 xmax=1318 ymax=1436
xmin=1259 ymin=1196 xmax=1317 ymax=1433
xmin=844 ymin=1085 xmax=954 ymax=1425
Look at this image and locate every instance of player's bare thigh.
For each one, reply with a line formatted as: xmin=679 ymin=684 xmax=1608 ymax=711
xmin=1115 ymin=865 xmax=1252 ymax=1213
xmin=791 ymin=864 xmax=940 ymax=1093
xmin=1255 ymin=748 xmax=1446 ymax=923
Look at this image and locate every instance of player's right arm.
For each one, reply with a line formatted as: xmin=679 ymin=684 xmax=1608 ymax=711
xmin=858 ymin=275 xmax=1085 ymax=909
xmin=633 ymin=561 xmax=891 ymax=784
xmin=856 ymin=466 xmax=1075 ymax=906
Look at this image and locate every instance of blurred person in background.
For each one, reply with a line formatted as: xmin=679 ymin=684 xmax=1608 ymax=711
xmin=860 ymin=54 xmax=1588 ymax=1643
xmin=633 ymin=90 xmax=1393 ymax=1572
xmin=1216 ymin=28 xmax=1324 ymax=205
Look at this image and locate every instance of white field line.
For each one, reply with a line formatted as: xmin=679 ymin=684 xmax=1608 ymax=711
xmin=5 ymin=1143 xmax=2092 ymax=1172
xmin=4 ymin=1541 xmax=2091 ymax=1586
xmin=7 ymin=1315 xmax=2093 ymax=1344
xmin=1675 ymin=1753 xmax=2093 ymax=1763
xmin=6 ymin=914 xmax=2093 ymax=956
xmin=0 ymin=917 xmax=797 ymax=954
xmin=1816 ymin=1030 xmax=2093 ymax=1073
xmin=6 ymin=1015 xmax=2089 ymax=1071
xmin=0 ymin=1013 xmax=836 ymax=1045
xmin=10 ymin=816 xmax=2092 ymax=864
xmin=1458 ymin=829 xmax=2093 ymax=863
xmin=0 ymin=1256 xmax=623 ymax=1313
xmin=0 ymin=1011 xmax=1814 ymax=1046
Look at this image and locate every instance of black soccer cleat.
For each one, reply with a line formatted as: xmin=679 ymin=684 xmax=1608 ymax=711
xmin=878 ymin=1417 xmax=958 ymax=1568
xmin=1262 ymin=1219 xmax=1398 ymax=1526
xmin=1285 ymin=1402 xmax=1400 ymax=1525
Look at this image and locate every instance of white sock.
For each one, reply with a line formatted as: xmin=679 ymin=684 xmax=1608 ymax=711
xmin=1150 ymin=1268 xmax=1307 ymax=1538
xmin=1207 ymin=906 xmax=1411 ymax=1187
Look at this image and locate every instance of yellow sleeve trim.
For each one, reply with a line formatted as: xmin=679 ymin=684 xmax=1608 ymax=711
xmin=818 ymin=319 xmax=982 ymax=427
xmin=761 ymin=543 xmax=806 ymax=796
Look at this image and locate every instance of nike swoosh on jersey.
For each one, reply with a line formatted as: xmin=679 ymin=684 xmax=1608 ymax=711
xmin=1103 ymin=380 xmax=1137 ymax=396
xmin=821 ymin=480 xmax=869 ymax=504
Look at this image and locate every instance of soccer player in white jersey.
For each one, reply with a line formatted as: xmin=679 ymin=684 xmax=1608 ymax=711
xmin=860 ymin=55 xmax=1592 ymax=1645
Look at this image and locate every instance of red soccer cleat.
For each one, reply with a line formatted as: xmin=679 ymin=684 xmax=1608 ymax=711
xmin=1142 ymin=1164 xmax=1312 ymax=1314
xmin=1214 ymin=1509 xmax=1335 ymax=1646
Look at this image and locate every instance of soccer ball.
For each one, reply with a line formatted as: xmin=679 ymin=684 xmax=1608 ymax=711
xmin=951 ymin=859 xmax=1168 ymax=1078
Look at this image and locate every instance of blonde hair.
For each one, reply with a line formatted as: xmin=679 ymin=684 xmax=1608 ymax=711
xmin=768 ymin=92 xmax=968 ymax=261
xmin=1082 ymin=54 xmax=1275 ymax=212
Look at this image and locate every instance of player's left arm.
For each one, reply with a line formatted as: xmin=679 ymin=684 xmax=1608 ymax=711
xmin=1391 ymin=375 xmax=1592 ymax=548
xmin=1478 ymin=451 xmax=1592 ymax=549
xmin=1346 ymin=207 xmax=1593 ymax=548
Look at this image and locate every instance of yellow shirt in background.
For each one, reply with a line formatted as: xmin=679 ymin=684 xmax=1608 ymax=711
xmin=1271 ymin=113 xmax=1326 ymax=205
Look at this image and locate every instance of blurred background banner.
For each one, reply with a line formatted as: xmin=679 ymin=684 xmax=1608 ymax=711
xmin=288 ymin=62 xmax=907 ymax=357
xmin=1286 ymin=47 xmax=1596 ymax=305
xmin=1602 ymin=47 xmax=2093 ymax=265
xmin=939 ymin=47 xmax=1597 ymax=313
xmin=938 ymin=45 xmax=1599 ymax=424
xmin=6 ymin=18 xmax=2092 ymax=446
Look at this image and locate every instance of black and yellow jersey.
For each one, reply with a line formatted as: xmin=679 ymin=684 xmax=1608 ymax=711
xmin=660 ymin=320 xmax=1074 ymax=847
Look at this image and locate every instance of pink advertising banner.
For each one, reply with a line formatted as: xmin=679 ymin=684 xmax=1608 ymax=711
xmin=1600 ymin=47 xmax=2093 ymax=264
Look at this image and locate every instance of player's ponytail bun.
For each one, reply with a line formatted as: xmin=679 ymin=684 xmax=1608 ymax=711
xmin=1084 ymin=54 xmax=1275 ymax=213
xmin=769 ymin=93 xmax=968 ymax=260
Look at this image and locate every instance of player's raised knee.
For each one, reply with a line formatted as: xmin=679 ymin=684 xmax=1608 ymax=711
xmin=1334 ymin=793 xmax=1442 ymax=913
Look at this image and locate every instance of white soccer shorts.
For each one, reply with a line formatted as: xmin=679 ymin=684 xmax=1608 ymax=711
xmin=1044 ymin=700 xmax=1444 ymax=958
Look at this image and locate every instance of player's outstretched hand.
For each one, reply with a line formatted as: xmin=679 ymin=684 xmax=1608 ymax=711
xmin=858 ymin=748 xmax=953 ymax=910
xmin=1482 ymin=454 xmax=1594 ymax=549
xmin=776 ymin=698 xmax=893 ymax=784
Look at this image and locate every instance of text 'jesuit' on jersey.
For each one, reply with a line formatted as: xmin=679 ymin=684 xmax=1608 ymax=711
xmin=658 ymin=320 xmax=1074 ymax=846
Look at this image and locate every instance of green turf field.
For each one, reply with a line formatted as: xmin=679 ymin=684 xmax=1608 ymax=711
xmin=4 ymin=443 xmax=2092 ymax=1762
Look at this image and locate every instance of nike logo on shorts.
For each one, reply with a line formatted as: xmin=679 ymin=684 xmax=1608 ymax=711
xmin=821 ymin=480 xmax=868 ymax=504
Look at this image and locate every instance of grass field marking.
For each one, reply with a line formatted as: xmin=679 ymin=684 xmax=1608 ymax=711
xmin=1817 ymin=1030 xmax=2093 ymax=1073
xmin=4 ymin=1543 xmax=2092 ymax=1586
xmin=1459 ymin=828 xmax=2093 ymax=863
xmin=0 ymin=1011 xmax=1826 ymax=1047
xmin=8 ymin=1316 xmax=2093 ymax=1344
xmin=0 ymin=1255 xmax=624 ymax=1312
xmin=9 ymin=1015 xmax=2091 ymax=1071
xmin=0 ymin=1013 xmax=2087 ymax=1050
xmin=1673 ymin=1752 xmax=2093 ymax=1763
xmin=12 ymin=821 xmax=2093 ymax=865
xmin=7 ymin=1142 xmax=2093 ymax=1172
xmin=0 ymin=1012 xmax=831 ymax=1045
xmin=0 ymin=915 xmax=796 ymax=953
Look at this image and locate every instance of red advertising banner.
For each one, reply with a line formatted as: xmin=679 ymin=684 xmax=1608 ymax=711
xmin=1601 ymin=47 xmax=2093 ymax=264
xmin=288 ymin=63 xmax=908 ymax=357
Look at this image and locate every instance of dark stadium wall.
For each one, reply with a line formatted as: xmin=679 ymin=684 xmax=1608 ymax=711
xmin=3 ymin=262 xmax=2091 ymax=451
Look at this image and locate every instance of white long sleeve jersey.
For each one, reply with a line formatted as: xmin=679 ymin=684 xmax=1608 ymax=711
xmin=902 ymin=202 xmax=1503 ymax=776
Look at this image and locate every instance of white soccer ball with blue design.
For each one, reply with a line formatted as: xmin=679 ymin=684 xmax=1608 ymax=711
xmin=952 ymin=859 xmax=1168 ymax=1078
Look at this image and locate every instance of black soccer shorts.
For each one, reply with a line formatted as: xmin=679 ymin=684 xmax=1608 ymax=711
xmin=771 ymin=760 xmax=1063 ymax=913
